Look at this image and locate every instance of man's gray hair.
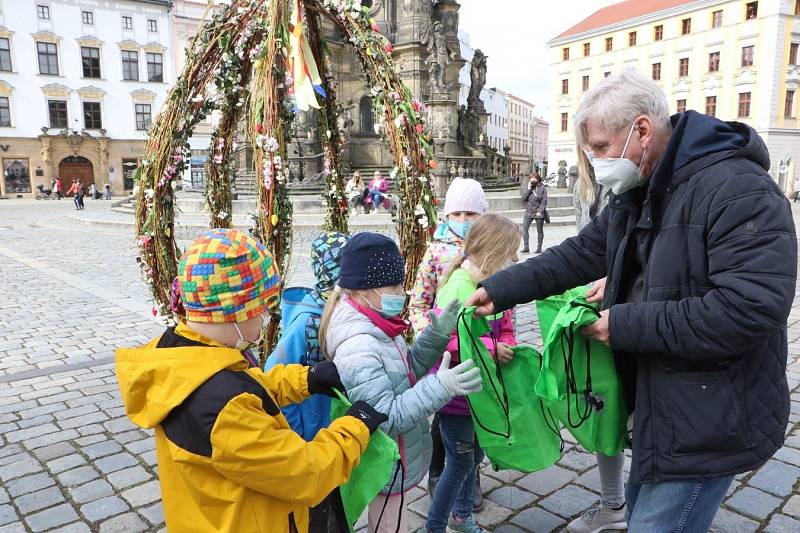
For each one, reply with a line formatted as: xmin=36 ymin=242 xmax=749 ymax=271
xmin=574 ymin=68 xmax=670 ymax=147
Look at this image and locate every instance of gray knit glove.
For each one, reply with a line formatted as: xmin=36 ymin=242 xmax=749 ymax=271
xmin=429 ymin=299 xmax=461 ymax=338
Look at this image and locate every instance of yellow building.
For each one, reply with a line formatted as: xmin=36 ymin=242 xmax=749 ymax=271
xmin=548 ymin=0 xmax=800 ymax=187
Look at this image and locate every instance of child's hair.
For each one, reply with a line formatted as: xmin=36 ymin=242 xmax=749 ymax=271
xmin=576 ymin=146 xmax=597 ymax=205
xmin=319 ymin=287 xmax=345 ymax=358
xmin=444 ymin=214 xmax=521 ymax=284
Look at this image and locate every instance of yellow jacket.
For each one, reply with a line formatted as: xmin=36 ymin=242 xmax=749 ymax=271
xmin=116 ymin=322 xmax=370 ymax=532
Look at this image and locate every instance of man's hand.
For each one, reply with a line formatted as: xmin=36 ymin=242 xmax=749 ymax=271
xmin=496 ymin=342 xmax=514 ymax=364
xmin=586 ymin=277 xmax=607 ymax=304
xmin=580 ymin=309 xmax=610 ymax=345
xmin=465 ymin=287 xmax=495 ymax=317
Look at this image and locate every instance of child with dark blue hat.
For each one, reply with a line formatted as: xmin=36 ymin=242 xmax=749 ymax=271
xmin=319 ymin=232 xmax=484 ymax=532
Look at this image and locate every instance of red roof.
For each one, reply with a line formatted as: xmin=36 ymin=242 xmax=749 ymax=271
xmin=556 ymin=0 xmax=694 ymax=39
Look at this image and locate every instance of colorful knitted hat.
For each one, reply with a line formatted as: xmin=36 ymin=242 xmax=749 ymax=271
xmin=339 ymin=232 xmax=405 ymax=290
xmin=178 ymin=229 xmax=281 ymax=323
xmin=311 ymin=232 xmax=349 ymax=293
xmin=443 ymin=177 xmax=488 ymax=216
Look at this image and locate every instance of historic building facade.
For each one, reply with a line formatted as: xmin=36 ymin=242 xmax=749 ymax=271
xmin=548 ymin=0 xmax=800 ymax=187
xmin=0 ymin=0 xmax=173 ymax=198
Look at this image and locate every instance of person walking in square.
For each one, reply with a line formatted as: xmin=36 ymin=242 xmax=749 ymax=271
xmin=521 ymin=172 xmax=547 ymax=254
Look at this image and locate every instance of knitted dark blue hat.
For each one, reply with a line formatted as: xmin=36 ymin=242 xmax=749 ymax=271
xmin=338 ymin=232 xmax=405 ymax=290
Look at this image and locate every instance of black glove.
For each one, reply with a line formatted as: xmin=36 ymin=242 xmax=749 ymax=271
xmin=307 ymin=361 xmax=345 ymax=397
xmin=346 ymin=401 xmax=389 ymax=434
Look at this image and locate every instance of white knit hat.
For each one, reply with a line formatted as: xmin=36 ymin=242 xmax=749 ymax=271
xmin=443 ymin=178 xmax=489 ymax=216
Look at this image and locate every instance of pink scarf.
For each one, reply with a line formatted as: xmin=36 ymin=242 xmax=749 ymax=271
xmin=347 ymin=299 xmax=410 ymax=338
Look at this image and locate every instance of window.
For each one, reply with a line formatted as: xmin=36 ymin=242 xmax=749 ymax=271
xmin=147 ymin=19 xmax=157 ymax=32
xmin=746 ymin=2 xmax=758 ymax=20
xmin=605 ymin=37 xmax=613 ymax=52
xmin=738 ymin=92 xmax=751 ymax=117
xmin=583 ymin=42 xmax=590 ymax=56
xmin=561 ymin=112 xmax=568 ymax=132
xmin=122 ymin=50 xmax=138 ymax=81
xmin=81 ymin=47 xmax=100 ymax=78
xmin=562 ymin=47 xmax=570 ymax=61
xmin=582 ymin=75 xmax=589 ymax=91
xmin=0 ymin=38 xmax=11 ymax=72
xmin=786 ymin=90 xmax=795 ymax=118
xmin=679 ymin=57 xmax=689 ymax=77
xmin=682 ymin=18 xmax=691 ymax=35
xmin=37 ymin=42 xmax=58 ymax=75
xmin=790 ymin=43 xmax=798 ymax=66
xmin=359 ymin=96 xmax=373 ymax=134
xmin=122 ymin=16 xmax=133 ymax=30
xmin=741 ymin=45 xmax=754 ymax=67
xmin=146 ymin=52 xmax=163 ymax=82
xmin=652 ymin=62 xmax=661 ymax=81
xmin=37 ymin=5 xmax=50 ymax=20
xmin=561 ymin=79 xmax=569 ymax=95
xmin=135 ymin=103 xmax=152 ymax=130
xmin=0 ymin=97 xmax=9 ymax=126
xmin=628 ymin=31 xmax=637 ymax=46
xmin=48 ymin=100 xmax=67 ymax=128
xmin=708 ymin=52 xmax=720 ymax=72
xmin=712 ymin=10 xmax=723 ymax=28
xmin=677 ymin=99 xmax=687 ymax=113
xmin=654 ymin=25 xmax=663 ymax=41
xmin=705 ymin=96 xmax=717 ymax=117
xmin=604 ymin=71 xmax=611 ymax=77
xmin=83 ymin=101 xmax=102 ymax=129
xmin=82 ymin=10 xmax=93 ymax=25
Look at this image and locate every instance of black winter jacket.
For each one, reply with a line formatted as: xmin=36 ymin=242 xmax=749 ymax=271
xmin=482 ymin=111 xmax=797 ymax=483
xmin=522 ymin=181 xmax=548 ymax=217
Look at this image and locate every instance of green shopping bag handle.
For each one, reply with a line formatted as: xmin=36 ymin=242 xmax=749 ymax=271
xmin=458 ymin=308 xmax=512 ymax=439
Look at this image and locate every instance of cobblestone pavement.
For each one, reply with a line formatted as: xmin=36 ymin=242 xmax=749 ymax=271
xmin=0 ymin=199 xmax=799 ymax=532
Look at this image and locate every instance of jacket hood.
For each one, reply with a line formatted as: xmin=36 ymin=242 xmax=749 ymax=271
xmin=432 ymin=221 xmax=464 ymax=244
xmin=325 ymin=299 xmax=387 ymax=357
xmin=116 ymin=324 xmax=248 ymax=429
xmin=647 ymin=111 xmax=768 ymax=193
xmin=280 ymin=287 xmax=323 ymax=327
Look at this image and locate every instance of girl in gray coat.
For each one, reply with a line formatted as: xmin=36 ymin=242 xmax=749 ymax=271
xmin=319 ymin=232 xmax=483 ymax=533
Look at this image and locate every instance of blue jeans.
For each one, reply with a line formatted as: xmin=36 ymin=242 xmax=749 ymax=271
xmin=369 ymin=189 xmax=384 ymax=209
xmin=626 ymin=465 xmax=733 ymax=532
xmin=426 ymin=413 xmax=484 ymax=533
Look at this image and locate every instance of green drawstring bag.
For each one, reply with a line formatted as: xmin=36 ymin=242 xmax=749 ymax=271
xmin=330 ymin=390 xmax=400 ymax=531
xmin=535 ymin=287 xmax=628 ymax=456
xmin=457 ymin=307 xmax=562 ymax=472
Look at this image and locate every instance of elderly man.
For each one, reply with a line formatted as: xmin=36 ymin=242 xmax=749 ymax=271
xmin=468 ymin=69 xmax=796 ymax=531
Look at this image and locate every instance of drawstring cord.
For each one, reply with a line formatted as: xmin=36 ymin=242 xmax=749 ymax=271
xmin=559 ymin=301 xmax=605 ymax=429
xmin=457 ymin=308 xmax=512 ymax=439
xmin=375 ymin=459 xmax=405 ymax=533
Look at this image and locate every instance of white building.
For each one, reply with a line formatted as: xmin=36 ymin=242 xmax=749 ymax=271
xmin=0 ymin=0 xmax=173 ymax=197
xmin=485 ymin=87 xmax=508 ymax=154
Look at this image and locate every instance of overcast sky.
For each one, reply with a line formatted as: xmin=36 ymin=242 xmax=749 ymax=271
xmin=458 ymin=0 xmax=619 ymax=118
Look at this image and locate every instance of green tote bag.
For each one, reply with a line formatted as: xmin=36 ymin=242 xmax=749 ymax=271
xmin=535 ymin=287 xmax=628 ymax=456
xmin=330 ymin=391 xmax=400 ymax=531
xmin=457 ymin=307 xmax=562 ymax=472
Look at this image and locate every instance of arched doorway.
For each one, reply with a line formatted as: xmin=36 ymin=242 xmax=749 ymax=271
xmin=58 ymin=156 xmax=94 ymax=196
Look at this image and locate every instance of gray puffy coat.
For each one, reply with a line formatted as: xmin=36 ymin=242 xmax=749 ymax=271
xmin=326 ymin=300 xmax=453 ymax=494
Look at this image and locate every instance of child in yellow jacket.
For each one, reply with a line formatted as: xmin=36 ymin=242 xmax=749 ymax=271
xmin=116 ymin=229 xmax=387 ymax=533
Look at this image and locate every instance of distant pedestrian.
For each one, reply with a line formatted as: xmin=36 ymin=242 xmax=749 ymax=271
xmin=54 ymin=176 xmax=63 ymax=200
xmin=103 ymin=183 xmax=112 ymax=200
xmin=521 ymin=172 xmax=547 ymax=254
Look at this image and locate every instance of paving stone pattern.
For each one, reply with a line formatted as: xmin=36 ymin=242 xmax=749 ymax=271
xmin=1 ymin=200 xmax=799 ymax=531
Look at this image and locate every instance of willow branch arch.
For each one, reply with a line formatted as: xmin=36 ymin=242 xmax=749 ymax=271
xmin=135 ymin=0 xmax=439 ymax=349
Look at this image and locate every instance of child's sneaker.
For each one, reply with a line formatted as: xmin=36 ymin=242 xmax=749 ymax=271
xmin=566 ymin=504 xmax=626 ymax=533
xmin=448 ymin=514 xmax=489 ymax=533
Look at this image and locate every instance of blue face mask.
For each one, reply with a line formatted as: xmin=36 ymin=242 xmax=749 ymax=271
xmin=372 ymin=290 xmax=406 ymax=317
xmin=449 ymin=220 xmax=472 ymax=239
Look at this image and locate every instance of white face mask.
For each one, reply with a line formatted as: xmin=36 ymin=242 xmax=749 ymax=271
xmin=588 ymin=123 xmax=647 ymax=195
xmin=233 ymin=314 xmax=269 ymax=352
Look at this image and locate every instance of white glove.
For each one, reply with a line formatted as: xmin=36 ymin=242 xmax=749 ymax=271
xmin=436 ymin=351 xmax=483 ymax=396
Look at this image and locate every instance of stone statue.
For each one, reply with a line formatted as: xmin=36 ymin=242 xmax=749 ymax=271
xmin=336 ymin=101 xmax=354 ymax=134
xmin=557 ymin=160 xmax=568 ymax=189
xmin=467 ymin=49 xmax=487 ymax=110
xmin=39 ymin=137 xmax=51 ymax=164
xmin=568 ymin=165 xmax=579 ymax=193
xmin=426 ymin=21 xmax=451 ymax=95
xmin=456 ymin=105 xmax=467 ymax=143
